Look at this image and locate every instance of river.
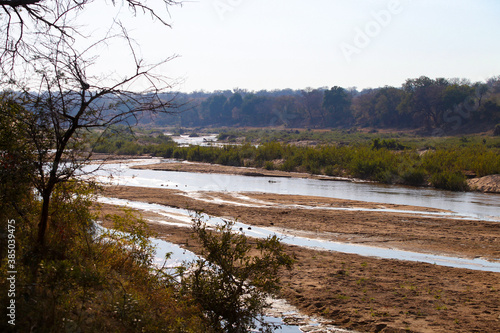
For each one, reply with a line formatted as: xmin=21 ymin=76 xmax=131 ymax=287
xmin=85 ymin=159 xmax=500 ymax=268
xmin=87 ymin=159 xmax=500 ymax=221
xmin=88 ymin=158 xmax=499 ymax=331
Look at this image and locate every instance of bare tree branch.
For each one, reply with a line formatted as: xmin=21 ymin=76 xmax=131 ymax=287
xmin=1 ymin=0 xmax=180 ymax=72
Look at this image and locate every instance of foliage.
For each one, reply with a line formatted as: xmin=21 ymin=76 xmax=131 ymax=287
xmin=0 ymin=147 xmax=297 ymax=332
xmin=0 ymin=94 xmax=36 ymax=222
xmin=371 ymin=138 xmax=407 ymax=150
xmin=400 ymin=167 xmax=427 ymax=186
xmin=495 ymin=124 xmax=500 ymax=136
xmin=429 ymin=172 xmax=469 ymax=192
xmin=1 ymin=0 xmax=181 ymax=248
xmin=92 ymin=126 xmax=174 ymax=156
xmin=1 ymin=2 xmax=300 ymax=332
xmin=0 ymin=98 xmax=208 ymax=332
xmin=180 ymin=218 xmax=294 ymax=333
xmin=323 ymin=86 xmax=353 ymax=127
xmin=0 ymin=181 xmax=208 ymax=332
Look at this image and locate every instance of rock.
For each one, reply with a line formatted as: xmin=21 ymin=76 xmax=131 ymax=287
xmin=467 ymin=174 xmax=500 ymax=193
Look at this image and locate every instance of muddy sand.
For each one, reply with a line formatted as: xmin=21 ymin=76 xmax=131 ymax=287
xmin=102 ymin=186 xmax=499 ymax=261
xmin=97 ymin=161 xmax=500 ymax=332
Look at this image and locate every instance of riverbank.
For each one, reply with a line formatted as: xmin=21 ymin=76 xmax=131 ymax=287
xmin=130 ymin=160 xmax=346 ymax=180
xmin=131 ymin=161 xmax=500 ymax=194
xmin=102 ymin=186 xmax=499 ymax=261
xmin=98 ymin=185 xmax=500 ymax=333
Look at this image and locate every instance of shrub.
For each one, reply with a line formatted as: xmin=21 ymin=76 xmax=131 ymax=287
xmin=255 ymin=142 xmax=283 ymax=161
xmin=180 ymin=218 xmax=294 ymax=333
xmin=351 ymin=154 xmax=391 ymax=181
xmin=401 ymin=167 xmax=427 ymax=186
xmin=324 ymin=164 xmax=343 ymax=177
xmin=264 ymin=161 xmax=274 ymax=170
xmin=429 ymin=171 xmax=469 ymax=191
xmin=494 ymin=124 xmax=500 ymax=136
xmin=371 ymin=138 xmax=406 ymax=150
xmin=0 ymin=182 xmax=208 ymax=333
xmin=216 ymin=150 xmax=242 ymax=166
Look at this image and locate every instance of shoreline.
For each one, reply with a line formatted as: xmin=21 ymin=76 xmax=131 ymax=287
xmin=91 ymin=157 xmax=500 ymax=332
xmin=130 ymin=160 xmax=353 ymax=182
xmin=129 ymin=160 xmax=500 ymax=194
xmin=96 ymin=188 xmax=500 ymax=333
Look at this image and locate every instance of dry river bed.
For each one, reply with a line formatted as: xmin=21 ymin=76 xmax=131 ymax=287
xmin=96 ymin=163 xmax=500 ymax=333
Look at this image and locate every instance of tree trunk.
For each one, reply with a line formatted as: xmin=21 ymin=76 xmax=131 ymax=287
xmin=37 ymin=192 xmax=51 ymax=246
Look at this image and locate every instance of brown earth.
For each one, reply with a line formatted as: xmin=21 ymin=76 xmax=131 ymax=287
xmin=98 ymin=184 xmax=500 ymax=333
xmin=102 ymin=186 xmax=500 ymax=261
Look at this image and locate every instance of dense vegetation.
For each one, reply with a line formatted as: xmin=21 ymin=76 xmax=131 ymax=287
xmin=147 ymin=76 xmax=500 ymax=134
xmin=166 ymin=142 xmax=499 ymax=191
xmin=0 ymin=181 xmax=292 ymax=332
xmin=0 ymin=96 xmax=294 ymax=332
xmin=0 ymin=181 xmax=207 ymax=332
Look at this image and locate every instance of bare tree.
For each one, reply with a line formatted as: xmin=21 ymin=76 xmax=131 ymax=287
xmin=0 ymin=1 xmax=178 ymax=71
xmin=1 ymin=1 xmax=181 ymax=246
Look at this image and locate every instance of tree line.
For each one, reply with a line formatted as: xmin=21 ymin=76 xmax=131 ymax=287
xmin=147 ymin=76 xmax=500 ymax=133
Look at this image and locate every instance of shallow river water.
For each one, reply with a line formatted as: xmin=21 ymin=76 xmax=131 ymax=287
xmin=87 ymin=159 xmax=500 ymax=221
xmin=98 ymin=197 xmax=500 ymax=273
xmin=148 ymin=234 xmax=349 ymax=333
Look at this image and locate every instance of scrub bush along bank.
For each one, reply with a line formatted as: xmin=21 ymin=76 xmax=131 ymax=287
xmin=92 ymin=129 xmax=500 ymax=191
xmin=154 ymin=142 xmax=497 ymax=192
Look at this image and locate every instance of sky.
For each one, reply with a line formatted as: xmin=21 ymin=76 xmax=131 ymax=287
xmin=83 ymin=0 xmax=500 ymax=93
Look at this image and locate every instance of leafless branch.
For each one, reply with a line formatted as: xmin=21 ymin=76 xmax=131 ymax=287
xmin=1 ymin=0 xmax=180 ymax=73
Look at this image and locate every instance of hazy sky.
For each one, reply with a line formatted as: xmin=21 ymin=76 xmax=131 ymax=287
xmin=85 ymin=0 xmax=500 ymax=92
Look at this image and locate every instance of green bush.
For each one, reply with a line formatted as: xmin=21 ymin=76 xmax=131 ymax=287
xmin=88 ymin=128 xmax=500 ymax=192
xmin=264 ymin=161 xmax=274 ymax=170
xmin=324 ymin=164 xmax=343 ymax=177
xmin=180 ymin=218 xmax=294 ymax=333
xmin=0 ymin=182 xmax=208 ymax=333
xmin=401 ymin=167 xmax=427 ymax=186
xmin=116 ymin=141 xmax=144 ymax=155
xmin=216 ymin=150 xmax=242 ymax=166
xmin=371 ymin=138 xmax=406 ymax=150
xmin=255 ymin=142 xmax=284 ymax=161
xmin=429 ymin=171 xmax=468 ymax=191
